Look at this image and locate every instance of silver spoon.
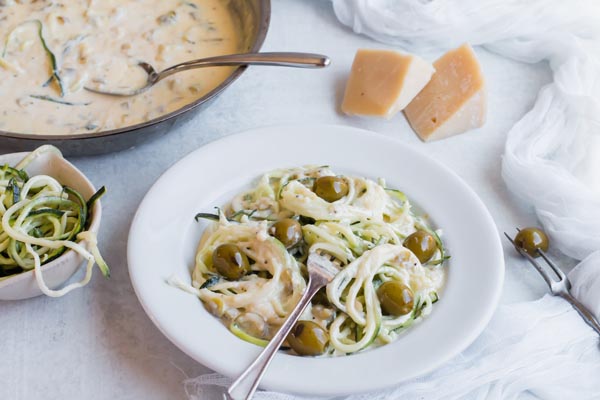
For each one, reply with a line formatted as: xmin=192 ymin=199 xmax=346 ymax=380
xmin=85 ymin=52 xmax=330 ymax=97
xmin=224 ymin=251 xmax=339 ymax=400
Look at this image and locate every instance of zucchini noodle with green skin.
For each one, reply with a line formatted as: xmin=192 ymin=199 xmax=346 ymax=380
xmin=192 ymin=166 xmax=447 ymax=356
xmin=193 ymin=220 xmax=306 ymax=330
xmin=0 ymin=145 xmax=109 ymax=297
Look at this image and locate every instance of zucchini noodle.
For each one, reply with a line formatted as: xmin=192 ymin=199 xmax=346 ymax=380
xmin=191 ymin=166 xmax=447 ymax=356
xmin=193 ymin=220 xmax=306 ymax=329
xmin=0 ymin=145 xmax=109 ymax=297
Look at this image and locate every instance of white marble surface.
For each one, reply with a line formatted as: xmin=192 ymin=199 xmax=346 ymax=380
xmin=0 ymin=0 xmax=565 ymax=398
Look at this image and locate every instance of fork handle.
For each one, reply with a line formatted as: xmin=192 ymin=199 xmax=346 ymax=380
xmin=159 ymin=52 xmax=330 ymax=82
xmin=224 ymin=277 xmax=323 ymax=400
xmin=559 ymin=292 xmax=600 ymax=336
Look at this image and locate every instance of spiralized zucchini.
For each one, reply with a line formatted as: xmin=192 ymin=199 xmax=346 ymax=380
xmin=0 ymin=145 xmax=109 ymax=297
xmin=193 ymin=219 xmax=306 ymax=328
xmin=192 ymin=166 xmax=447 ymax=356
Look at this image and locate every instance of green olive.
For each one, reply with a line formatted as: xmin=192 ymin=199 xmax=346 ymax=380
xmin=514 ymin=227 xmax=549 ymax=257
xmin=403 ymin=230 xmax=437 ymax=263
xmin=377 ymin=281 xmax=414 ymax=316
xmin=212 ymin=244 xmax=250 ymax=280
xmin=313 ymin=176 xmax=349 ymax=203
xmin=287 ymin=320 xmax=329 ymax=356
xmin=270 ymin=218 xmax=303 ymax=248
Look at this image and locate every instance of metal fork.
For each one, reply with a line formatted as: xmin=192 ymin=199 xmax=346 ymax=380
xmin=224 ymin=251 xmax=339 ymax=400
xmin=504 ymin=231 xmax=600 ymax=336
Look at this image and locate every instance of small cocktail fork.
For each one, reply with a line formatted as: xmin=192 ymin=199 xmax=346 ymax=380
xmin=504 ymin=230 xmax=600 ymax=336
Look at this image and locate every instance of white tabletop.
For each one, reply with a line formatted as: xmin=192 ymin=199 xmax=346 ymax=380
xmin=0 ymin=1 xmax=565 ymax=398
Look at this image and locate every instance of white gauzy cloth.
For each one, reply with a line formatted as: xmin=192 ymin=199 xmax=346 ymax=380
xmin=333 ymin=0 xmax=600 ymax=261
xmin=185 ymin=2 xmax=600 ymax=399
xmin=569 ymin=252 xmax=600 ymax=319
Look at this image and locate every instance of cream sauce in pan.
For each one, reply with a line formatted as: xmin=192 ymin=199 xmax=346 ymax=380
xmin=0 ymin=0 xmax=241 ymax=135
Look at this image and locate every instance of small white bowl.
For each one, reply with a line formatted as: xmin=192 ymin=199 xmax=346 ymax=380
xmin=0 ymin=150 xmax=102 ymax=300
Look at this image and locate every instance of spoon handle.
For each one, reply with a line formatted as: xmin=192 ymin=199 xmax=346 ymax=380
xmin=224 ymin=276 xmax=323 ymax=400
xmin=159 ymin=52 xmax=330 ymax=80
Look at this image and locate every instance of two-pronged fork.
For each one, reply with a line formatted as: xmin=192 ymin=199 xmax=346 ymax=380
xmin=504 ymin=230 xmax=600 ymax=336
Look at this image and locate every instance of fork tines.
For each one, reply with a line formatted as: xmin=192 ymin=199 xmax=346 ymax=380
xmin=503 ymin=231 xmax=568 ymax=291
xmin=505 ymin=229 xmax=600 ymax=336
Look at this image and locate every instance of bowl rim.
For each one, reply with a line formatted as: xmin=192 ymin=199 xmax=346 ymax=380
xmin=0 ymin=0 xmax=271 ymax=142
xmin=0 ymin=151 xmax=102 ymax=289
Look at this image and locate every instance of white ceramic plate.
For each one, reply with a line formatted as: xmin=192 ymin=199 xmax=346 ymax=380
xmin=127 ymin=125 xmax=504 ymax=396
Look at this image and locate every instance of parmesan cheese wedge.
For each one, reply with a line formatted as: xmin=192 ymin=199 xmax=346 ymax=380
xmin=341 ymin=49 xmax=435 ymax=119
xmin=404 ymin=44 xmax=486 ymax=142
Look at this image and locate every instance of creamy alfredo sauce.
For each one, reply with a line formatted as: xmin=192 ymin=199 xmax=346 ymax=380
xmin=0 ymin=0 xmax=241 ymax=135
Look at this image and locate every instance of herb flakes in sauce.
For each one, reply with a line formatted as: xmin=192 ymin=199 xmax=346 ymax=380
xmin=0 ymin=0 xmax=241 ymax=135
xmin=30 ymin=94 xmax=90 ymax=106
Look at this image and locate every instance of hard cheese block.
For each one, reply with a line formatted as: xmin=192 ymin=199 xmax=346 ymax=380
xmin=404 ymin=44 xmax=486 ymax=142
xmin=341 ymin=49 xmax=435 ymax=119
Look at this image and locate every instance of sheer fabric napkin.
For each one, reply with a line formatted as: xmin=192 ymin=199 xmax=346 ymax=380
xmin=186 ymin=1 xmax=600 ymax=398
